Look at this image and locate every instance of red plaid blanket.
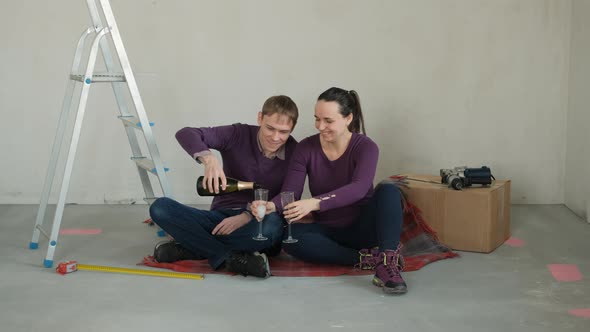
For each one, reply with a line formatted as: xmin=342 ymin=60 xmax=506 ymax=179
xmin=388 ymin=175 xmax=459 ymax=270
xmin=142 ymin=177 xmax=458 ymax=276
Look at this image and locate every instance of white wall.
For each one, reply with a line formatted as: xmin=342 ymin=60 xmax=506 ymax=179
xmin=565 ymin=0 xmax=590 ymax=221
xmin=0 ymin=0 xmax=572 ymax=205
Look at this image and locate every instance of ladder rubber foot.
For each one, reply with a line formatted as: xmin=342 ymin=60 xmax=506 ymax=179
xmin=43 ymin=259 xmax=54 ymax=268
xmin=157 ymin=230 xmax=166 ymax=237
xmin=29 ymin=242 xmax=38 ymax=250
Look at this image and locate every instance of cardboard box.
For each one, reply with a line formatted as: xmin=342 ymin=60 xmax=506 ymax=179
xmin=400 ymin=174 xmax=511 ymax=253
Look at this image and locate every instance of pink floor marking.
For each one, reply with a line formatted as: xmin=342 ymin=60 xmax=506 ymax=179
xmin=547 ymin=264 xmax=583 ymax=282
xmin=504 ymin=237 xmax=525 ymax=247
xmin=568 ymin=308 xmax=590 ymax=318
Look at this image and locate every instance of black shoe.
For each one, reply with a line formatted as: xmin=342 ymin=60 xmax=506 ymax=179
xmin=259 ymin=242 xmax=282 ymax=257
xmin=225 ymin=251 xmax=270 ymax=278
xmin=153 ymin=241 xmax=205 ymax=263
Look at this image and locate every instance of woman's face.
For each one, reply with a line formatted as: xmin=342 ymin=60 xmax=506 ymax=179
xmin=314 ymin=100 xmax=352 ymax=143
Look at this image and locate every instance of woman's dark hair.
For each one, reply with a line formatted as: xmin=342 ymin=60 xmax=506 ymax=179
xmin=317 ymin=87 xmax=365 ymax=134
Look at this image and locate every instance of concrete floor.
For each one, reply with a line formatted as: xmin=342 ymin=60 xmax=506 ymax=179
xmin=1 ymin=204 xmax=589 ymax=332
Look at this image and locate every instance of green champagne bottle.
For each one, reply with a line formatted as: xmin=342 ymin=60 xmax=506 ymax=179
xmin=196 ymin=176 xmax=261 ymax=196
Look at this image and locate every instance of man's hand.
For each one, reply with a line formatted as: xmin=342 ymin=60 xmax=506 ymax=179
xmin=212 ymin=212 xmax=251 ymax=236
xmin=199 ymin=154 xmax=226 ymax=194
xmin=251 ymin=201 xmax=276 ymax=221
xmin=283 ymin=198 xmax=320 ymax=222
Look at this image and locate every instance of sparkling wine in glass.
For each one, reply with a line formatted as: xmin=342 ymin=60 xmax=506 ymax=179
xmin=252 ymin=188 xmax=269 ymax=241
xmin=281 ymin=191 xmax=298 ymax=243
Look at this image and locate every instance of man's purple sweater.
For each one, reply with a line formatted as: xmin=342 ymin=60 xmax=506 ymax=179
xmin=273 ymin=133 xmax=379 ymax=228
xmin=176 ymin=124 xmax=297 ymax=210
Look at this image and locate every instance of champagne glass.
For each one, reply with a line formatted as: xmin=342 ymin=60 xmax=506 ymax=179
xmin=252 ymin=188 xmax=269 ymax=241
xmin=281 ymin=191 xmax=298 ymax=243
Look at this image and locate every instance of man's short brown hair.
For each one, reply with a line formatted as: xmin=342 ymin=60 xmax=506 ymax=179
xmin=261 ymin=95 xmax=299 ymax=129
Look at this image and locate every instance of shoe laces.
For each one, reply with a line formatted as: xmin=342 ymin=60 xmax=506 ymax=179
xmin=355 ymin=248 xmax=379 ymax=270
xmin=231 ymin=252 xmax=249 ymax=266
xmin=377 ymin=250 xmax=404 ymax=280
xmin=227 ymin=252 xmax=255 ymax=276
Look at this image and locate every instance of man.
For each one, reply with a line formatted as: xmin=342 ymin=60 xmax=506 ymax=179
xmin=149 ymin=95 xmax=298 ymax=278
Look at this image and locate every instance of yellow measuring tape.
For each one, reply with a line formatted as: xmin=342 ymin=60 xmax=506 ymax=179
xmin=76 ymin=264 xmax=204 ymax=280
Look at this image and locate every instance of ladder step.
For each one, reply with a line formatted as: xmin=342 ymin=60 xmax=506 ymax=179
xmin=132 ymin=157 xmax=169 ymax=175
xmin=70 ymin=72 xmax=126 ymax=83
xmin=118 ymin=116 xmax=154 ymax=129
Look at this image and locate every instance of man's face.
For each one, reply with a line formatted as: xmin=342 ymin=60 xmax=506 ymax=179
xmin=257 ymin=112 xmax=294 ymax=155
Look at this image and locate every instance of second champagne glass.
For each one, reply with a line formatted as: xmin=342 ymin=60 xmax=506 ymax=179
xmin=252 ymin=188 xmax=269 ymax=241
xmin=280 ymin=191 xmax=298 ymax=243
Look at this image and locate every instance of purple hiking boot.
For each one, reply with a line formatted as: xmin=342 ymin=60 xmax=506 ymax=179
xmin=356 ymin=248 xmax=380 ymax=270
xmin=372 ymin=247 xmax=408 ymax=295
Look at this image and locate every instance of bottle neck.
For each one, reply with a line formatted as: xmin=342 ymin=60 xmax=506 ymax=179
xmin=237 ymin=181 xmax=256 ymax=190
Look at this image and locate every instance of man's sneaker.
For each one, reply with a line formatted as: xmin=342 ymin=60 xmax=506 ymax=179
xmin=260 ymin=242 xmax=282 ymax=257
xmin=153 ymin=241 xmax=205 ymax=263
xmin=225 ymin=251 xmax=270 ymax=278
xmin=372 ymin=249 xmax=408 ymax=295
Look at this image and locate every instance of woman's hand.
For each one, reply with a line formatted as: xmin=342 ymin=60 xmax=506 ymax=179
xmin=283 ymin=198 xmax=320 ymax=222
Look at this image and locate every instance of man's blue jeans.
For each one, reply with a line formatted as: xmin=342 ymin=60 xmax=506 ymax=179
xmin=149 ymin=197 xmax=283 ymax=269
xmin=282 ymin=183 xmax=403 ymax=266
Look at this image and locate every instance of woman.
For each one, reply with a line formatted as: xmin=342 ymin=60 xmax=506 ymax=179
xmin=257 ymin=87 xmax=407 ymax=294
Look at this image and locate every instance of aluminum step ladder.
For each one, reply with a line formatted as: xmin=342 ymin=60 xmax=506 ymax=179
xmin=30 ymin=0 xmax=171 ymax=268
